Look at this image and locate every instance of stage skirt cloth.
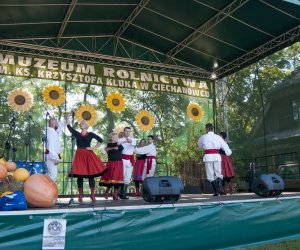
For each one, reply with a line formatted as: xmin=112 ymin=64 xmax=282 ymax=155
xmin=133 ymin=159 xmax=146 ymax=181
xmin=99 ymin=160 xmax=124 ymax=187
xmin=71 ymin=148 xmax=107 ymax=178
xmin=221 ymin=154 xmax=235 ymax=178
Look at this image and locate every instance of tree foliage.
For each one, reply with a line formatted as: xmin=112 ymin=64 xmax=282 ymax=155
xmin=217 ymin=42 xmax=300 ymax=159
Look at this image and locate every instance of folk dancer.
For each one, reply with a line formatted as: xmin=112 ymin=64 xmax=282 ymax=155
xmin=134 ymin=135 xmax=157 ymax=179
xmin=132 ymin=139 xmax=147 ymax=196
xmin=219 ymin=132 xmax=235 ymax=195
xmin=198 ymin=123 xmax=232 ymax=196
xmin=65 ymin=115 xmax=107 ymax=202
xmin=45 ymin=117 xmax=65 ymax=181
xmin=99 ymin=133 xmax=124 ymax=200
xmin=118 ymin=127 xmax=137 ymax=199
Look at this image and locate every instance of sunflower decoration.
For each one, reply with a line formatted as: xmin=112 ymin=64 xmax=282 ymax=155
xmin=7 ymin=88 xmax=34 ymax=112
xmin=42 ymin=84 xmax=65 ymax=107
xmin=75 ymin=104 xmax=97 ymax=126
xmin=187 ymin=103 xmax=203 ymax=122
xmin=136 ymin=110 xmax=155 ymax=132
xmin=106 ymin=91 xmax=126 ymax=113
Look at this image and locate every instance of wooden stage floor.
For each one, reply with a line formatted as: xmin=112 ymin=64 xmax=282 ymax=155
xmin=45 ymin=191 xmax=300 ymax=211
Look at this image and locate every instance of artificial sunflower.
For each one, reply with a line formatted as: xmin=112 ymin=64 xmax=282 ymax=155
xmin=75 ymin=104 xmax=97 ymax=126
xmin=187 ymin=103 xmax=203 ymax=122
xmin=7 ymin=88 xmax=34 ymax=112
xmin=136 ymin=110 xmax=155 ymax=132
xmin=42 ymin=84 xmax=65 ymax=107
xmin=106 ymin=91 xmax=126 ymax=113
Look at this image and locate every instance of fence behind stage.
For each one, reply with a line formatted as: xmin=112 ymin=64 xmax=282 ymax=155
xmin=233 ymin=151 xmax=300 ymax=191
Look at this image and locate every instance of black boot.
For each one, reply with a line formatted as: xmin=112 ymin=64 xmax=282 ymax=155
xmin=120 ymin=184 xmax=129 ymax=200
xmin=210 ymin=181 xmax=219 ymax=196
xmin=216 ymin=177 xmax=222 ymax=195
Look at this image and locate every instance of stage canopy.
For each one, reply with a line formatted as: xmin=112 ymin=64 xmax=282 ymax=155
xmin=0 ymin=0 xmax=299 ymax=80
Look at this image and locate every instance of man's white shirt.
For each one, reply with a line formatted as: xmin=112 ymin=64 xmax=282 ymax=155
xmin=46 ymin=120 xmax=64 ymax=160
xmin=134 ymin=143 xmax=156 ymax=156
xmin=118 ymin=137 xmax=137 ymax=154
xmin=198 ymin=131 xmax=232 ymax=162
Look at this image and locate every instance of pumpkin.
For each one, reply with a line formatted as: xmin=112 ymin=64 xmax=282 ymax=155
xmin=13 ymin=168 xmax=30 ymax=182
xmin=0 ymin=164 xmax=7 ymax=179
xmin=5 ymin=161 xmax=17 ymax=172
xmin=24 ymin=174 xmax=58 ymax=208
xmin=0 ymin=191 xmax=13 ymax=197
xmin=0 ymin=158 xmax=6 ymax=165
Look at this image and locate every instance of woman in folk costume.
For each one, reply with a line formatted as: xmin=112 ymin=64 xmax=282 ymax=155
xmin=134 ymin=135 xmax=157 ymax=179
xmin=65 ymin=115 xmax=107 ymax=202
xmin=219 ymin=132 xmax=235 ymax=195
xmin=99 ymin=133 xmax=124 ymax=200
xmin=132 ymin=139 xmax=147 ymax=196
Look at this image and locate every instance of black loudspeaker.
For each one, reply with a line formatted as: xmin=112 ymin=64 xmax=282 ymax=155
xmin=142 ymin=176 xmax=183 ymax=202
xmin=251 ymin=174 xmax=285 ymax=197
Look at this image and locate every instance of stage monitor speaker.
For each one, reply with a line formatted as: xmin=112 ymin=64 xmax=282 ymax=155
xmin=142 ymin=176 xmax=183 ymax=202
xmin=251 ymin=174 xmax=285 ymax=197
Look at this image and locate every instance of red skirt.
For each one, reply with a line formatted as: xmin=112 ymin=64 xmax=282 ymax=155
xmin=133 ymin=159 xmax=146 ymax=181
xmin=71 ymin=149 xmax=107 ymax=178
xmin=221 ymin=154 xmax=235 ymax=178
xmin=99 ymin=160 xmax=124 ymax=187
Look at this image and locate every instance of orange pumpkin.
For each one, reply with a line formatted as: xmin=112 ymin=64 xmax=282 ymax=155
xmin=5 ymin=161 xmax=16 ymax=172
xmin=24 ymin=174 xmax=58 ymax=208
xmin=0 ymin=164 xmax=7 ymax=179
xmin=0 ymin=158 xmax=6 ymax=165
xmin=13 ymin=168 xmax=30 ymax=182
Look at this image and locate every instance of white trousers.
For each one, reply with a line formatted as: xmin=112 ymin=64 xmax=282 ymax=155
xmin=142 ymin=160 xmax=156 ymax=179
xmin=122 ymin=159 xmax=133 ymax=185
xmin=46 ymin=157 xmax=58 ymax=181
xmin=204 ymin=161 xmax=223 ymax=182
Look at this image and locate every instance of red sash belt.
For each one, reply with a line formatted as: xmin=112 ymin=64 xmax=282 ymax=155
xmin=45 ymin=149 xmax=61 ymax=159
xmin=122 ymin=154 xmax=135 ymax=166
xmin=146 ymin=156 xmax=156 ymax=174
xmin=204 ymin=149 xmax=219 ymax=154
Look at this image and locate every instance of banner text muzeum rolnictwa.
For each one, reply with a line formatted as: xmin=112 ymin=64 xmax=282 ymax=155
xmin=0 ymin=52 xmax=211 ymax=98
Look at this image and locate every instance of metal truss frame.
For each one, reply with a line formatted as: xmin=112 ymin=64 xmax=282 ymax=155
xmin=57 ymin=0 xmax=78 ymax=42
xmin=0 ymin=0 xmax=299 ymax=80
xmin=215 ymin=24 xmax=300 ymax=78
xmin=165 ymin=0 xmax=250 ymax=61
xmin=0 ymin=39 xmax=211 ymax=79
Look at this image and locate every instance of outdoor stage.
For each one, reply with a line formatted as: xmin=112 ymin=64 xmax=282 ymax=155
xmin=1 ymin=192 xmax=300 ymax=250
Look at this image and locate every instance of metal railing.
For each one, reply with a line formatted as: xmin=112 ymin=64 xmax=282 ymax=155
xmin=234 ymin=151 xmax=300 ymax=191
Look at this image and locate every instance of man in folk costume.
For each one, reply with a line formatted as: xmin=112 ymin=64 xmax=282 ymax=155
xmin=134 ymin=135 xmax=157 ymax=180
xmin=198 ymin=123 xmax=232 ymax=196
xmin=45 ymin=117 xmax=65 ymax=181
xmin=118 ymin=127 xmax=137 ymax=199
